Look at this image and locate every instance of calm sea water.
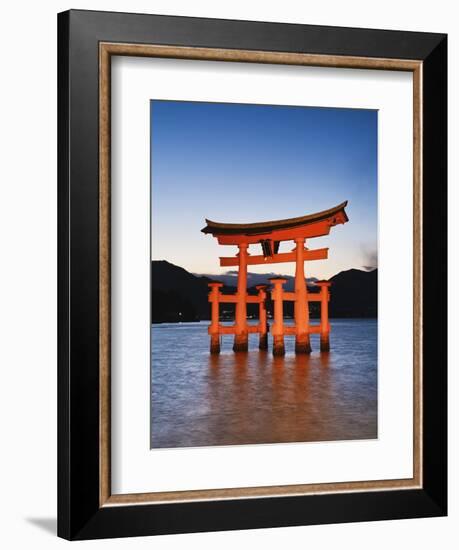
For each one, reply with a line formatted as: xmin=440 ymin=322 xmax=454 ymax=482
xmin=151 ymin=319 xmax=377 ymax=448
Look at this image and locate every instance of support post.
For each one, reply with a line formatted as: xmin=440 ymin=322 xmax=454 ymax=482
xmin=294 ymin=237 xmax=312 ymax=354
xmin=208 ymin=282 xmax=223 ymax=354
xmin=256 ymin=284 xmax=268 ymax=350
xmin=269 ymin=277 xmax=286 ymax=356
xmin=316 ymin=280 xmax=331 ymax=352
xmin=233 ymin=243 xmax=249 ymax=352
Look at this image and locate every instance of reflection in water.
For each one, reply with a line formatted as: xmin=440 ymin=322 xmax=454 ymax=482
xmin=151 ymin=319 xmax=377 ymax=448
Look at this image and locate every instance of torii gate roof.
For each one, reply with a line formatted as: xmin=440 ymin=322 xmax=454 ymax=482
xmin=201 ymin=201 xmax=348 ymax=244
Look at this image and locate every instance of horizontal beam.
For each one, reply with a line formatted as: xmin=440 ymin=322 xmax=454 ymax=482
xmin=211 ymin=292 xmax=329 ymax=303
xmin=216 ymin=220 xmax=336 ymax=245
xmin=280 ymin=324 xmax=323 ymax=335
xmin=211 ymin=324 xmax=261 ymax=335
xmin=272 ymin=292 xmax=327 ymax=302
xmin=220 ymin=248 xmax=328 ymax=267
xmin=213 ymin=294 xmax=261 ymax=304
xmin=209 ymin=323 xmax=325 ymax=335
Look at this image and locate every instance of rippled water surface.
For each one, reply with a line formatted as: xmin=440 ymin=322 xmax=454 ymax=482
xmin=151 ymin=319 xmax=377 ymax=448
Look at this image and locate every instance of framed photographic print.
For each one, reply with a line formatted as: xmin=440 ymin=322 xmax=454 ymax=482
xmin=57 ymin=9 xmax=447 ymax=540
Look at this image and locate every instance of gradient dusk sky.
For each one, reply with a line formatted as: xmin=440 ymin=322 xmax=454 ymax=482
xmin=151 ymin=100 xmax=377 ymax=279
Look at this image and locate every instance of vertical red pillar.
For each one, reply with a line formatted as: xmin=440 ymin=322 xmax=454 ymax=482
xmin=233 ymin=243 xmax=249 ymax=352
xmin=256 ymin=284 xmax=268 ymax=350
xmin=294 ymin=237 xmax=312 ymax=354
xmin=269 ymin=277 xmax=286 ymax=356
xmin=208 ymin=282 xmax=223 ymax=354
xmin=316 ymin=280 xmax=331 ymax=352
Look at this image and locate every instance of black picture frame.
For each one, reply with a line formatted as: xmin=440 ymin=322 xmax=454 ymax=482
xmin=58 ymin=9 xmax=447 ymax=540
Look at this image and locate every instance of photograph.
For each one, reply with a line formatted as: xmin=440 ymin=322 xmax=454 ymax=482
xmin=150 ymin=100 xmax=378 ymax=449
xmin=0 ymin=0 xmax=452 ymax=545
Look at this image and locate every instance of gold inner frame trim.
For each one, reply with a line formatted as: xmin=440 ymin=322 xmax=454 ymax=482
xmin=99 ymin=42 xmax=423 ymax=507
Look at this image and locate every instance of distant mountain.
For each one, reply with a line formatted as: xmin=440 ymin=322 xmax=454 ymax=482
xmin=329 ymin=268 xmax=377 ymax=317
xmin=196 ymin=271 xmax=317 ymax=292
xmin=151 ymin=260 xmax=377 ymax=323
xmin=151 ymin=261 xmax=235 ymax=323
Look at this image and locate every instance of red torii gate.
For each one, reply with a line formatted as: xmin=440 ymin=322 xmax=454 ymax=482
xmin=202 ymin=201 xmax=349 ymax=355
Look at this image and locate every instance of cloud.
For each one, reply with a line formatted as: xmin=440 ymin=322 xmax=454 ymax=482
xmin=361 ymin=245 xmax=378 ymax=271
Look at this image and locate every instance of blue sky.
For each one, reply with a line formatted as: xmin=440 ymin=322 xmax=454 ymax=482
xmin=151 ymin=100 xmax=377 ymax=279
